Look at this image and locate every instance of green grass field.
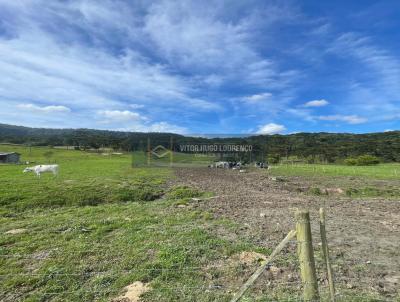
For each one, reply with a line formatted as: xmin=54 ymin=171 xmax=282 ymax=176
xmin=132 ymin=150 xmax=217 ymax=167
xmin=270 ymin=163 xmax=400 ymax=180
xmin=0 ymin=146 xmax=266 ymax=302
xmin=1 ymin=146 xmax=397 ymax=301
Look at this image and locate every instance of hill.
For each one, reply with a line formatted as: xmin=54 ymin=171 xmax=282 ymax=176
xmin=0 ymin=123 xmax=399 ymax=162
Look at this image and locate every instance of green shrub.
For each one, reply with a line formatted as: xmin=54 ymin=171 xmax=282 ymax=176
xmin=345 ymin=188 xmax=359 ymax=196
xmin=309 ymin=187 xmax=322 ymax=195
xmin=115 ymin=185 xmax=162 ymax=202
xmin=356 ymin=155 xmax=380 ymax=165
xmin=166 ymin=186 xmax=201 ymax=200
xmin=345 ymin=155 xmax=380 ymax=166
xmin=344 ymin=158 xmax=358 ymax=166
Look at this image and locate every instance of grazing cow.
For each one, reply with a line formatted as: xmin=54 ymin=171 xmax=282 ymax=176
xmin=255 ymin=162 xmax=268 ymax=169
xmin=209 ymin=161 xmax=243 ymax=169
xmin=215 ymin=161 xmax=229 ymax=168
xmin=23 ymin=164 xmax=59 ymax=178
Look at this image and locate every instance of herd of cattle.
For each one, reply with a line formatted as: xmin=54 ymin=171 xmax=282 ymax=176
xmin=208 ymin=161 xmax=269 ymax=170
xmin=21 ymin=161 xmax=268 ymax=178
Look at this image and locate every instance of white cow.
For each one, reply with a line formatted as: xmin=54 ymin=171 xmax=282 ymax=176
xmin=23 ymin=164 xmax=59 ymax=178
xmin=214 ymin=161 xmax=229 ymax=168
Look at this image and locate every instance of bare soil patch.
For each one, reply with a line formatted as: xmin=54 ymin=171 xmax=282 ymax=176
xmin=112 ymin=281 xmax=150 ymax=302
xmin=171 ymin=167 xmax=400 ymax=299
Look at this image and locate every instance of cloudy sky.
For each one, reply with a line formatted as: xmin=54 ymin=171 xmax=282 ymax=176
xmin=0 ymin=0 xmax=399 ymax=134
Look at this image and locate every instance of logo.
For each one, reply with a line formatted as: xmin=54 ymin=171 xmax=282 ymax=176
xmin=151 ymin=145 xmax=170 ymax=158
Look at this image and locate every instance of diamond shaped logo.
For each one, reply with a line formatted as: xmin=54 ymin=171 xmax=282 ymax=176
xmin=151 ymin=145 xmax=170 ymax=158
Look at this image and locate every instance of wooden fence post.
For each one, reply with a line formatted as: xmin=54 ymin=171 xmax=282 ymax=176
xmin=169 ymin=136 xmax=173 ymax=167
xmin=296 ymin=210 xmax=319 ymax=301
xmin=147 ymin=138 xmax=151 ymax=166
xmin=319 ymin=208 xmax=335 ymax=302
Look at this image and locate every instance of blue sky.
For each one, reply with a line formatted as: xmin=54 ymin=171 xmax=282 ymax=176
xmin=0 ymin=0 xmax=399 ymax=134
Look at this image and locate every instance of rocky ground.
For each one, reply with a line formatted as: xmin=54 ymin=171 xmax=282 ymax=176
xmin=171 ymin=167 xmax=400 ymax=300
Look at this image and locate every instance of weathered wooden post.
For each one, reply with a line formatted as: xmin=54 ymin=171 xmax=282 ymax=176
xmin=296 ymin=210 xmax=319 ymax=301
xmin=319 ymin=208 xmax=335 ymax=301
xmin=147 ymin=138 xmax=151 ymax=166
xmin=170 ymin=136 xmax=173 ymax=167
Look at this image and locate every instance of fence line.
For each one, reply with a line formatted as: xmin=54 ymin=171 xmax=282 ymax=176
xmin=1 ymin=207 xmax=397 ymax=301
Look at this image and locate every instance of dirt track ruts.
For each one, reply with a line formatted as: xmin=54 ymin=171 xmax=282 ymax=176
xmin=172 ymin=167 xmax=400 ymax=298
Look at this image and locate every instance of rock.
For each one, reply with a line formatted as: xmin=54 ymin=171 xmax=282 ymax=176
xmin=5 ymin=228 xmax=27 ymax=235
xmin=269 ymin=177 xmax=285 ymax=182
xmin=324 ymin=188 xmax=344 ymax=195
xmin=346 ymin=283 xmax=355 ymax=289
xmin=336 ymin=188 xmax=344 ymax=194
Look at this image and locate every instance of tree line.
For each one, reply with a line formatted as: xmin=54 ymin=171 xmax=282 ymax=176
xmin=1 ymin=123 xmax=399 ymax=163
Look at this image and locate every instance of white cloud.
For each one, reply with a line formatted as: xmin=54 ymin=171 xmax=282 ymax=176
xmin=0 ymin=1 xmax=226 ymax=132
xmin=384 ymin=129 xmax=394 ymax=132
xmin=145 ymin=122 xmax=187 ymax=134
xmin=96 ymin=110 xmax=187 ymax=134
xmin=242 ymin=92 xmax=272 ymax=103
xmin=129 ymin=104 xmax=145 ymax=109
xmin=186 ymin=98 xmax=222 ymax=111
xmin=333 ymin=33 xmax=400 ymax=91
xmin=97 ymin=110 xmax=144 ymax=123
xmin=304 ymin=99 xmax=329 ymax=107
xmin=256 ymin=123 xmax=286 ymax=134
xmin=318 ymin=115 xmax=367 ymax=124
xmin=17 ymin=103 xmax=71 ymax=113
xmin=143 ymin=1 xmax=299 ymax=87
xmin=0 ymin=1 xmax=338 ymax=132
xmin=117 ymin=122 xmax=187 ymax=134
xmin=329 ymin=32 xmax=400 ymax=116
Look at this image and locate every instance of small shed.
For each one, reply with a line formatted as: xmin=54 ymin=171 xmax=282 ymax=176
xmin=0 ymin=152 xmax=21 ymax=164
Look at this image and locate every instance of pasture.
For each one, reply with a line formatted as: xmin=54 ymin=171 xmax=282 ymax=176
xmin=1 ymin=145 xmax=399 ymax=301
xmin=0 ymin=146 xmax=264 ymax=301
xmin=270 ymin=163 xmax=400 ymax=180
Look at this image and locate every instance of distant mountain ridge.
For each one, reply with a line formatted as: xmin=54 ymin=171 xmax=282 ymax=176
xmin=0 ymin=123 xmax=399 ymax=162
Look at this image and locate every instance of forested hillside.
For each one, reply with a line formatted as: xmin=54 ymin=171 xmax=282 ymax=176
xmin=1 ymin=123 xmax=399 ymax=162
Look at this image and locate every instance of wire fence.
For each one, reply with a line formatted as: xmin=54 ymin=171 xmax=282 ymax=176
xmin=1 ymin=171 xmax=399 ymax=301
xmin=1 ymin=237 xmax=397 ymax=301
